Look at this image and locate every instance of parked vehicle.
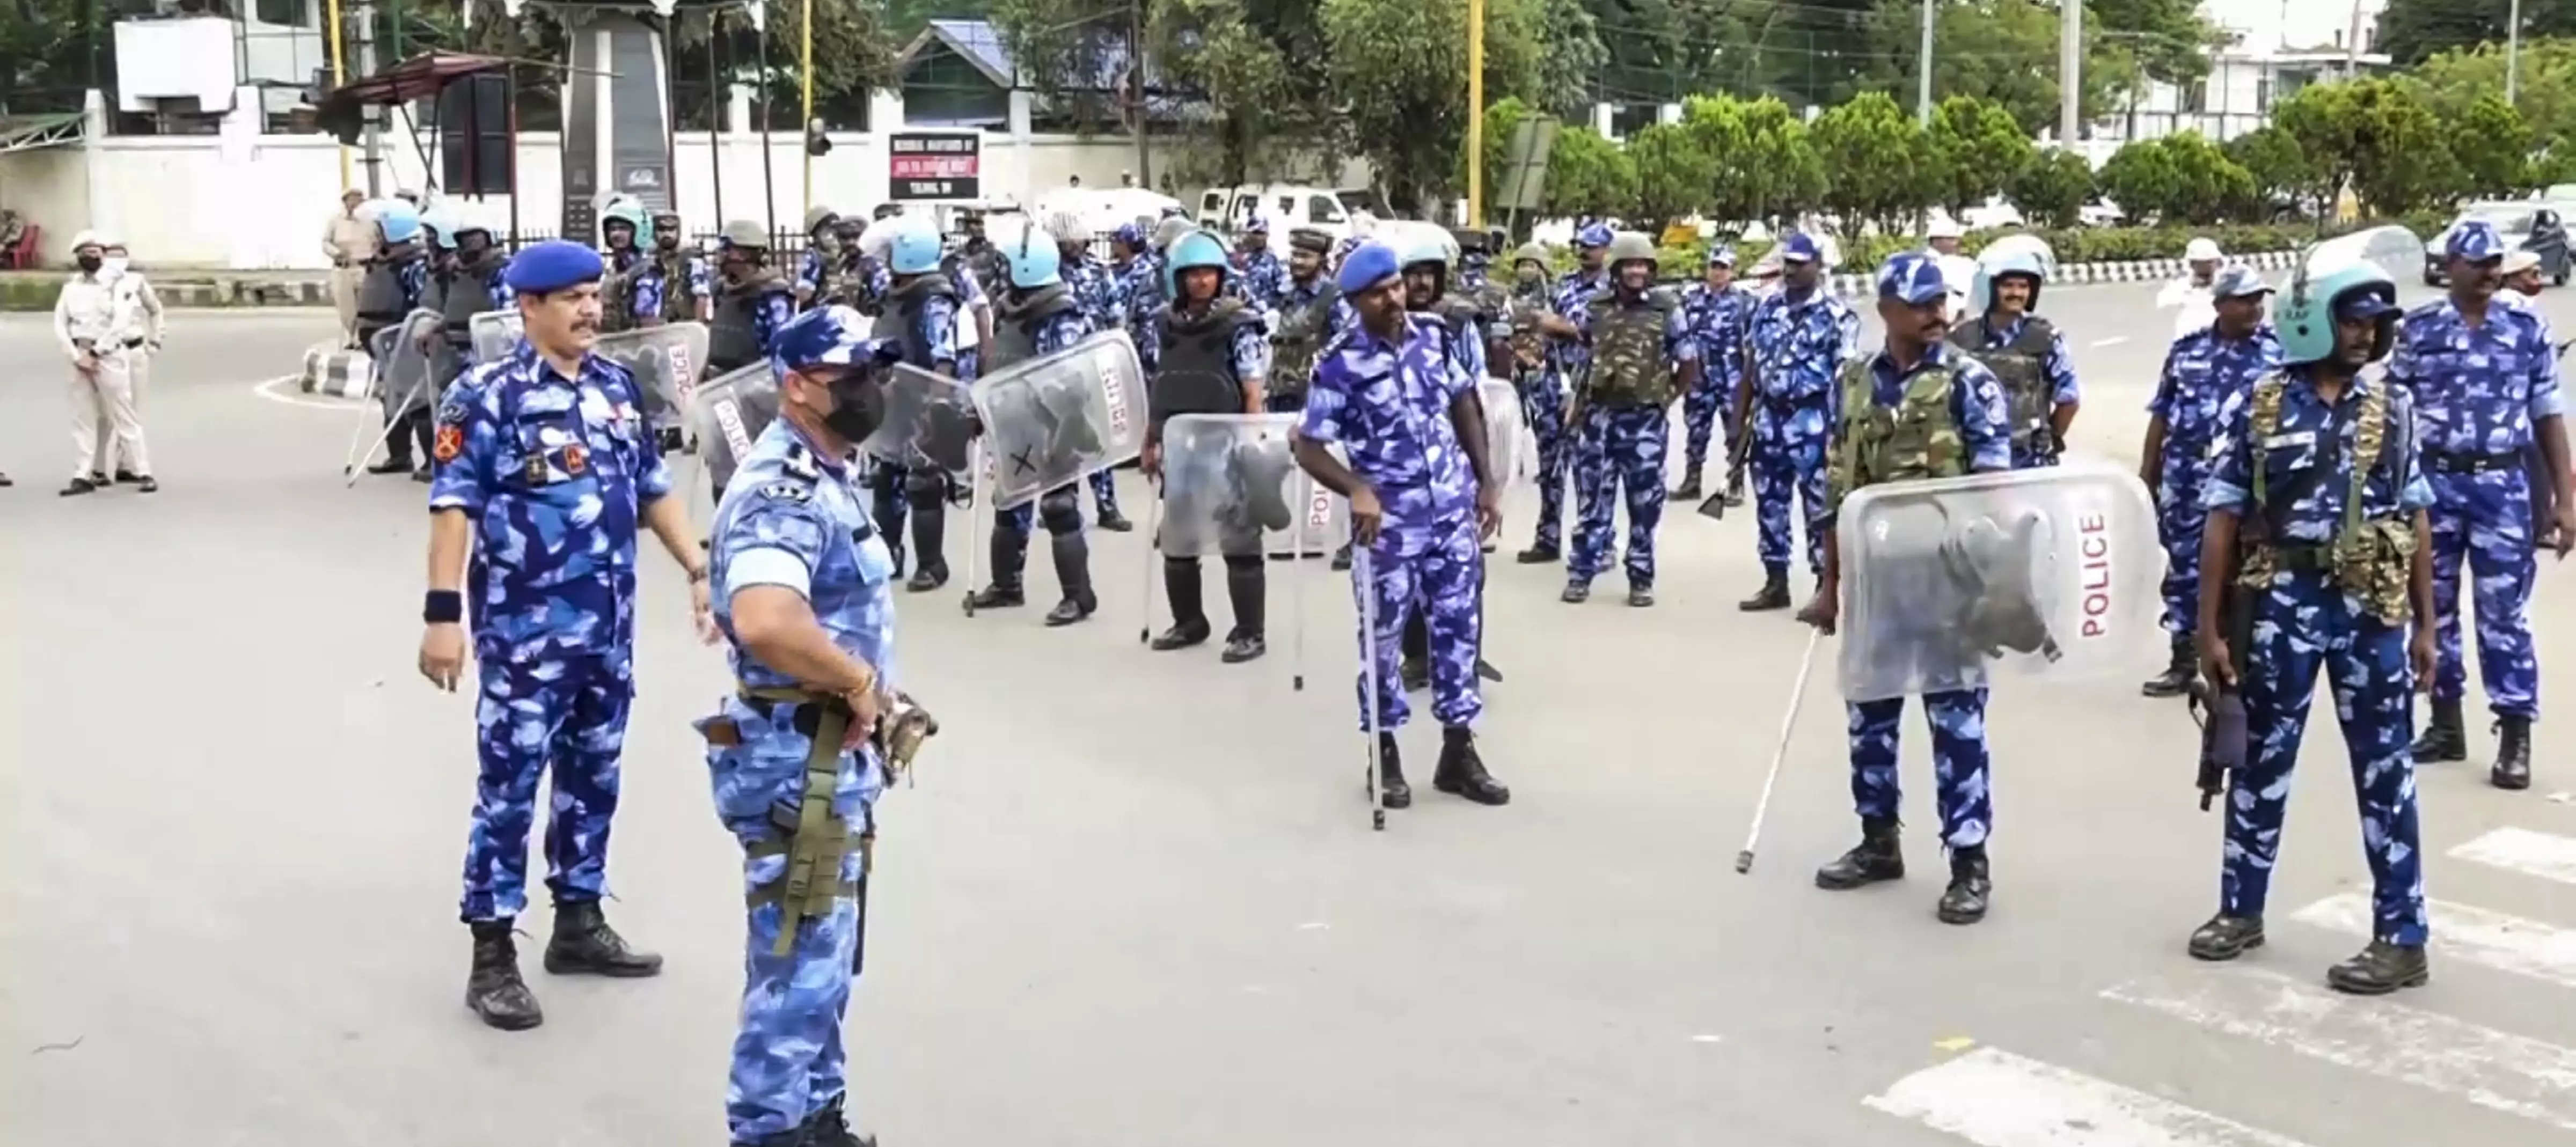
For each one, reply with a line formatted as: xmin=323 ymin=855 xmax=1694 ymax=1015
xmin=1194 ymin=183 xmax=1375 ymax=255
xmin=2427 ymin=202 xmax=2573 ymax=287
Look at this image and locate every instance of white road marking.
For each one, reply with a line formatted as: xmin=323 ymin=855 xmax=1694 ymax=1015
xmin=2291 ymin=893 xmax=2576 ymax=989
xmin=2091 ymin=335 xmax=2131 ymax=348
xmin=1862 ymin=1046 xmax=2310 ymax=1146
xmin=251 ymin=374 xmax=358 ymax=411
xmin=2103 ymin=967 xmax=2576 ymax=1130
xmin=2450 ymin=827 xmax=2576 ymax=886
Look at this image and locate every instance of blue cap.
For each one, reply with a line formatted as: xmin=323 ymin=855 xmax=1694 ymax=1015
xmin=502 ymin=239 xmax=605 ymax=295
xmin=770 ymin=305 xmax=901 ymax=381
xmin=1876 ymin=252 xmax=1948 ymax=305
xmin=2448 ymin=221 xmax=2505 ymax=262
xmin=1779 ymin=233 xmax=1821 ymax=263
xmin=2336 ymin=288 xmax=2399 ymax=321
xmin=1113 ymin=222 xmax=1145 ymax=247
xmin=1576 ymin=222 xmax=1613 ymax=248
xmin=1707 ymin=245 xmax=1736 ymax=267
xmin=1242 ymin=214 xmax=1270 ymax=236
xmin=1336 ymin=241 xmax=1402 ymax=295
xmin=2211 ymin=263 xmax=2273 ymax=299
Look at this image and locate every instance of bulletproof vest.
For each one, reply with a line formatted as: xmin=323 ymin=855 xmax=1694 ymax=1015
xmin=1829 ymin=357 xmax=1967 ymax=497
xmin=652 ymin=248 xmax=698 ymax=323
xmin=1950 ymin=315 xmax=2057 ymax=452
xmin=355 ymin=255 xmax=411 ymax=333
xmin=1506 ymin=286 xmax=1550 ymax=371
xmin=708 ymin=271 xmax=791 ymax=371
xmin=825 ymin=253 xmax=875 ymax=311
xmin=1153 ymin=300 xmax=1253 ymax=426
xmin=440 ymin=255 xmax=503 ymax=346
xmin=1584 ymin=290 xmax=1677 ymax=406
xmin=965 ymin=243 xmax=1004 ymax=295
xmin=2243 ymin=374 xmax=2412 ymax=619
xmin=988 ymin=284 xmax=1076 ymax=372
xmin=869 ymin=274 xmax=960 ymax=370
xmin=598 ymin=249 xmax=641 ymax=333
xmin=1268 ymin=280 xmax=1341 ymax=400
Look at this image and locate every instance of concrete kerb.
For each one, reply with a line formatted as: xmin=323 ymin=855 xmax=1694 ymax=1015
xmin=1818 ymin=248 xmax=2301 ymax=295
xmin=300 ymin=342 xmax=372 ymax=399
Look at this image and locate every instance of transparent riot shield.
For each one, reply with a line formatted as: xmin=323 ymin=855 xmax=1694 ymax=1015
xmin=687 ymin=363 xmax=778 ymax=496
xmin=861 ymin=364 xmax=978 ymax=480
xmin=470 ymin=311 xmax=522 ymax=363
xmin=1156 ymin=414 xmax=1315 ymax=559
xmin=971 ymin=329 xmax=1147 ymax=510
xmin=1479 ymin=377 xmax=1524 ymax=489
xmin=1836 ymin=459 xmax=2163 ymax=703
xmin=2304 ymin=225 xmax=2424 ymax=283
xmin=376 ymin=308 xmax=443 ymax=422
xmin=590 ymin=322 xmax=711 ymax=423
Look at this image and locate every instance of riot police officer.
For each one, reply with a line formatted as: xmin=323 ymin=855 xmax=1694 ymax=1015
xmin=968 ymin=221 xmax=1103 ymax=625
xmin=706 ymin=220 xmax=799 ymax=503
xmin=356 ymin=200 xmax=434 ymax=480
xmin=871 ymin=217 xmax=969 ymax=591
xmin=1144 ymin=229 xmax=1274 ymax=662
xmin=1951 ymin=249 xmax=2079 ymax=469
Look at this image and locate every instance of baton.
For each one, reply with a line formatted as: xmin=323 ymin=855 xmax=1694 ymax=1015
xmin=1736 ymin=627 xmax=1824 ymax=874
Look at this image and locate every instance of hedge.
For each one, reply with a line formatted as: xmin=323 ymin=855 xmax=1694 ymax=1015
xmin=1540 ymin=216 xmax=2457 ymax=277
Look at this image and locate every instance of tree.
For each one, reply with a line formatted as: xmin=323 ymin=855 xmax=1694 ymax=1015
xmin=2274 ymin=77 xmax=2457 ymax=216
xmin=0 ymin=0 xmax=107 ymax=114
xmin=2376 ymin=0 xmax=2575 ymax=68
xmin=2154 ymin=132 xmax=2255 ymax=225
xmin=2445 ymin=93 xmax=2536 ymax=199
xmin=1860 ymin=0 xmax=2146 ymax=137
xmin=1628 ymin=120 xmax=1716 ymax=229
xmin=1528 ymin=0 xmax=1609 ymax=120
xmin=1731 ymin=95 xmax=1826 ymax=229
xmin=2011 ymin=150 xmax=2096 ymax=230
xmin=2223 ymin=126 xmax=2315 ymax=217
xmin=1322 ymin=0 xmax=1543 ymax=211
xmin=2408 ymin=40 xmax=2576 ymax=158
xmin=1926 ymin=95 xmax=2035 ymax=217
xmin=1806 ymin=90 xmax=1934 ymax=233
xmin=2096 ymin=139 xmax=2179 ymax=224
xmin=1541 ymin=125 xmax=1634 ymax=222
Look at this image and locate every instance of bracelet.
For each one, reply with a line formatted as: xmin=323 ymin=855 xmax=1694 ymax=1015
xmin=423 ymin=590 xmax=464 ymax=624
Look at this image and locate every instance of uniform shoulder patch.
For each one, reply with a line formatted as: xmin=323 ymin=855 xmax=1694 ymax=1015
xmin=781 ymin=446 xmax=821 ymax=480
xmin=758 ymin=481 xmax=814 ymax=503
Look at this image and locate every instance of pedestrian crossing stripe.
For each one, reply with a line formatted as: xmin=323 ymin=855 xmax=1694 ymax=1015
xmin=2450 ymin=826 xmax=2576 ymax=886
xmin=2290 ymin=892 xmax=2576 ymax=990
xmin=1863 ymin=1046 xmax=2313 ymax=1146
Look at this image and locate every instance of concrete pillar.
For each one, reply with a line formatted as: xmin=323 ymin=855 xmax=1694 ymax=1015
xmin=218 ymin=85 xmax=263 ymax=268
xmin=1658 ymin=102 xmax=1682 ymax=125
xmin=1592 ymin=101 xmax=1614 ymax=140
xmin=1008 ymin=89 xmax=1035 ymax=209
xmin=867 ymin=90 xmax=906 ymax=204
xmin=79 ymin=90 xmax=111 ymax=258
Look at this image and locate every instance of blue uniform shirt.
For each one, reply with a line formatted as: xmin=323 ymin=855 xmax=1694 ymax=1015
xmin=1280 ymin=277 xmax=1356 ymax=345
xmin=2387 ymin=297 xmax=2566 ymax=456
xmin=1681 ymin=281 xmax=1757 ymax=383
xmin=1750 ymin=285 xmax=1862 ymax=403
xmin=1299 ymin=313 xmax=1479 ymax=546
xmin=1066 ymin=253 xmax=1118 ymax=330
xmin=394 ymin=254 xmax=429 ymax=310
xmin=744 ymin=284 xmax=796 ymax=361
xmin=634 ymin=252 xmax=712 ymax=321
xmin=2151 ymin=323 xmax=2282 ymax=472
xmin=2204 ymin=368 xmax=2435 ymax=541
xmin=1820 ymin=342 xmax=2013 ymax=527
xmin=428 ymin=343 xmax=675 ymax=661
xmin=1024 ymin=304 xmax=1096 ymax=356
xmin=1548 ymin=269 xmax=1609 ymax=372
xmin=1235 ymin=248 xmax=1285 ymax=311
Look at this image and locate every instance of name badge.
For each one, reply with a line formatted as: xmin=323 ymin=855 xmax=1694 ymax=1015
xmin=2260 ymin=430 xmax=2316 ymax=450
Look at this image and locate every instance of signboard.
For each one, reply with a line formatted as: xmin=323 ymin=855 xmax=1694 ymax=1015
xmin=1496 ymin=116 xmax=1559 ymax=214
xmin=890 ymin=131 xmax=982 ymax=201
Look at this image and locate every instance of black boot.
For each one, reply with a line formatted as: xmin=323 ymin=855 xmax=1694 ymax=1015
xmin=1560 ymin=580 xmax=1590 ymax=604
xmin=1815 ymin=817 xmax=1905 ymax=889
xmin=2411 ymin=698 xmax=2467 ymax=762
xmin=2186 ymin=913 xmax=2266 ymax=961
xmin=1739 ymin=569 xmax=1790 ymax=612
xmin=1431 ymin=725 xmax=1510 ymax=805
xmin=1399 ymin=658 xmax=1431 ymax=692
xmin=801 ymin=1094 xmax=877 ymax=1147
xmin=58 ymin=476 xmax=97 ymax=497
xmin=543 ymin=899 xmax=664 ymax=977
xmin=1375 ymin=732 xmax=1410 ymax=809
xmin=465 ymin=920 xmax=544 ymax=1031
xmin=1151 ymin=559 xmax=1212 ymax=651
xmin=1095 ymin=505 xmax=1134 ymax=532
xmin=365 ymin=456 xmax=412 ymax=475
xmin=2141 ymin=635 xmax=2196 ymax=698
xmin=1220 ymin=561 xmax=1266 ymax=663
xmin=905 ymin=502 xmax=948 ymax=592
xmin=1044 ymin=532 xmax=1097 ymax=627
xmin=1516 ymin=539 xmax=1561 ymax=564
xmin=2326 ymin=939 xmax=2430 ymax=996
xmin=1627 ymin=584 xmax=1655 ymax=608
xmin=2493 ymin=715 xmax=2533 ymax=790
xmin=968 ymin=527 xmax=1028 ymax=610
xmin=1670 ymin=467 xmax=1703 ymax=501
xmin=113 ymin=468 xmax=140 ymax=484
xmin=1936 ymin=847 xmax=1991 ymax=925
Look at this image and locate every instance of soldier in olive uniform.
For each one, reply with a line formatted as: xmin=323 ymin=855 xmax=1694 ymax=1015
xmin=1266 ymin=227 xmax=1351 ymax=415
xmin=1563 ymin=232 xmax=1699 ymax=607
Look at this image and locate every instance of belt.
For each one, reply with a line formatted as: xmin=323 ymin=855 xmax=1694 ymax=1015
xmin=737 ymin=685 xmax=862 ymax=953
xmin=2425 ymin=449 xmax=2523 ymax=474
xmin=2263 ymin=543 xmax=2334 ymax=572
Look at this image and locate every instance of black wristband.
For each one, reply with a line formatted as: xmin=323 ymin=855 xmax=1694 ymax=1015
xmin=424 ymin=590 xmax=464 ymax=624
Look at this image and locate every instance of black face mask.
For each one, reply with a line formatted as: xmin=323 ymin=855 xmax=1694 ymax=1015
xmin=76 ymin=255 xmax=100 ymax=273
xmin=821 ymin=374 xmax=887 ymax=443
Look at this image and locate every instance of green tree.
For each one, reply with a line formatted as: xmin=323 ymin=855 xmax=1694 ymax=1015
xmin=2011 ymin=149 xmax=2096 ymax=230
xmin=2096 ymin=139 xmax=2179 ymax=224
xmin=1926 ymin=94 xmax=2035 ymax=217
xmin=1861 ymin=0 xmax=2146 ymax=136
xmin=1628 ymin=119 xmax=1716 ymax=229
xmin=0 ymin=0 xmax=107 ymax=113
xmin=1541 ymin=124 xmax=1634 ymax=221
xmin=2154 ymin=132 xmax=2255 ymax=225
xmin=1322 ymin=0 xmax=1543 ymax=210
xmin=1529 ymin=0 xmax=1609 ymax=120
xmin=1806 ymin=90 xmax=1933 ymax=233
xmin=2406 ymin=40 xmax=2576 ymax=153
xmin=2275 ymin=77 xmax=2457 ymax=216
xmin=1463 ymin=97 xmax=1531 ymax=208
xmin=2222 ymin=126 xmax=2314 ymax=217
xmin=2376 ymin=0 xmax=2574 ymax=68
xmin=2445 ymin=93 xmax=2536 ymax=199
xmin=1735 ymin=95 xmax=1826 ymax=228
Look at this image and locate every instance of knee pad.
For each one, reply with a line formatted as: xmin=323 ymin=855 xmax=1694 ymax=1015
xmin=904 ymin=469 xmax=947 ymax=502
xmin=1038 ymin=488 xmax=1082 ymax=535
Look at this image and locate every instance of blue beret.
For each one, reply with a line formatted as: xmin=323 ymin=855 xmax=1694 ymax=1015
xmin=1336 ymin=241 xmax=1402 ymax=295
xmin=503 ymin=239 xmax=606 ymax=295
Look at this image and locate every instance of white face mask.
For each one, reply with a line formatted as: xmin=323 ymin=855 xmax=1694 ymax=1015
xmin=101 ymin=256 xmax=129 ymax=278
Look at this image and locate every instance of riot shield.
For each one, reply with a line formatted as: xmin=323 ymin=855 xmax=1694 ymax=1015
xmin=1478 ymin=377 xmax=1525 ymax=489
xmin=590 ymin=322 xmax=711 ymax=421
xmin=688 ymin=363 xmax=777 ymax=495
xmin=1159 ymin=414 xmax=1340 ymax=558
xmin=2302 ymin=225 xmax=2424 ymax=283
xmin=375 ymin=308 xmax=443 ymax=422
xmin=1836 ymin=460 xmax=2163 ymax=703
xmin=971 ymin=329 xmax=1148 ymax=511
xmin=470 ymin=311 xmax=522 ymax=363
xmin=861 ymin=364 xmax=979 ymax=479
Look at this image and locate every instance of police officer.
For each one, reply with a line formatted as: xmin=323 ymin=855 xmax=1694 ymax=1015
xmin=1393 ymin=237 xmax=1504 ymax=683
xmin=794 ymin=204 xmax=841 ymax=310
xmin=418 ymin=239 xmax=714 ymax=1031
xmin=640 ymin=208 xmax=713 ymax=326
xmin=1233 ymin=214 xmax=1285 ymax=310
xmin=1737 ymin=232 xmax=1857 ymax=609
xmin=1563 ymin=233 xmax=1697 ymax=607
xmin=2190 ymin=256 xmax=2436 ymax=995
xmin=1673 ymin=245 xmax=1755 ymax=503
xmin=702 ymin=304 xmax=899 ymax=1147
xmin=1292 ymin=241 xmax=1510 ymax=809
xmin=597 ymin=199 xmax=649 ymax=334
xmin=2388 ymin=220 xmax=2574 ymax=791
xmin=357 ymin=200 xmax=434 ymax=480
xmin=872 ymin=216 xmax=970 ymax=591
xmin=707 ymin=220 xmax=799 ymax=504
xmin=968 ymin=222 xmax=1102 ymax=625
xmin=2140 ymin=264 xmax=2282 ymax=698
xmin=1044 ymin=209 xmax=1132 ymax=531
xmin=942 ymin=225 xmax=998 ymax=382
xmin=1952 ymin=250 xmax=2079 ymax=469
xmin=1107 ymin=220 xmax=1152 ymax=332
xmin=1518 ymin=222 xmax=1613 ymax=565
xmin=1502 ymin=241 xmax=1553 ymax=385
xmin=2158 ymin=237 xmax=2226 ymax=341
xmin=1796 ymin=252 xmax=2014 ymax=925
xmin=1144 ymin=228 xmax=1275 ymax=662
xmin=1266 ymin=226 xmax=1351 ymax=415
xmin=55 ymin=231 xmax=155 ymax=496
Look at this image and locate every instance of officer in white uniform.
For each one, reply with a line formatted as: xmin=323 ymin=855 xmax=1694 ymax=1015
xmin=89 ymin=238 xmax=165 ymax=486
xmin=1926 ymin=219 xmax=1978 ymax=324
xmin=53 ymin=230 xmax=153 ymax=496
xmin=2158 ymin=237 xmax=2225 ymax=340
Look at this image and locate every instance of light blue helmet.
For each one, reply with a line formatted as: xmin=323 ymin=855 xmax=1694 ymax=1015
xmin=374 ymin=200 xmax=422 ymax=245
xmin=1163 ymin=228 xmax=1230 ymax=297
xmin=420 ymin=206 xmax=460 ymax=251
xmin=888 ymin=218 xmax=943 ymax=275
xmin=770 ymin=304 xmax=894 ymax=383
xmin=1009 ymin=220 xmax=1063 ymax=289
xmin=2274 ymin=258 xmax=2401 ymax=366
xmin=1397 ymin=237 xmax=1451 ymax=273
xmin=1969 ymin=251 xmax=2049 ymax=315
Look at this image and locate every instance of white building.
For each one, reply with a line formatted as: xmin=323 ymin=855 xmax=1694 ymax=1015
xmin=2094 ymin=0 xmax=2392 ymax=147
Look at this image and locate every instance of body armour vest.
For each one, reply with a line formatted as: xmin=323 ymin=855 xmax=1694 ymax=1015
xmin=989 ymin=284 xmax=1076 ymax=371
xmin=1950 ymin=315 xmax=2057 ymax=452
xmin=1829 ymin=357 xmax=1967 ymax=502
xmin=652 ymin=250 xmax=699 ymax=323
xmin=1153 ymin=300 xmax=1253 ymax=428
xmin=869 ymin=275 xmax=960 ymax=370
xmin=1584 ymin=290 xmax=1677 ymax=406
xmin=440 ymin=256 xmax=503 ymax=346
xmin=355 ymin=255 xmax=412 ymax=332
xmin=709 ymin=272 xmax=792 ymax=371
xmin=599 ymin=251 xmax=642 ymax=332
xmin=1268 ymin=281 xmax=1341 ymax=400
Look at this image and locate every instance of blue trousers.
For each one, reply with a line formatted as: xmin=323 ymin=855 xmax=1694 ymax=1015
xmin=1569 ymin=405 xmax=1669 ymax=587
xmin=1088 ymin=469 xmax=1120 ymax=517
xmin=727 ymin=845 xmax=865 ymax=1142
xmin=1680 ymin=367 xmax=1737 ymax=474
xmin=1748 ymin=403 xmax=1829 ymax=576
xmin=2427 ymin=468 xmax=2539 ymax=719
xmin=1523 ymin=371 xmax=1572 ymax=550
xmin=1355 ymin=521 xmax=1484 ymax=730
xmin=2155 ymin=465 xmax=2210 ymax=637
xmin=1848 ymin=689 xmax=1992 ymax=850
xmin=460 ymin=652 xmax=632 ymax=922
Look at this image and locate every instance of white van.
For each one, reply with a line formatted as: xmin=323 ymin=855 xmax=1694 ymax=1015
xmin=1195 ymin=183 xmax=1381 ymax=255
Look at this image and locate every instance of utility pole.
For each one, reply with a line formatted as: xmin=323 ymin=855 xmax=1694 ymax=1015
xmin=1467 ymin=0 xmax=1484 ymax=225
xmin=1129 ymin=0 xmax=1152 ymax=192
xmin=2509 ymin=0 xmax=2523 ymax=104
xmin=354 ymin=0 xmax=383 ymax=195
xmin=2058 ymin=0 xmax=2081 ymax=146
xmin=1917 ymin=0 xmax=1934 ymax=127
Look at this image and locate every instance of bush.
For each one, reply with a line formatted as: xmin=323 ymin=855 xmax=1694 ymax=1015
xmin=1534 ymin=219 xmax=2426 ymax=279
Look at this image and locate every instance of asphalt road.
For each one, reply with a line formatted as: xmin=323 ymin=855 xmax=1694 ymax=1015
xmin=5 ymin=282 xmax=2576 ymax=1147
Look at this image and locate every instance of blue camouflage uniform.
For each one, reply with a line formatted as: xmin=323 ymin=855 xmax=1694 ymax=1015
xmin=1568 ymin=285 xmax=1699 ymax=593
xmin=704 ymin=412 xmax=897 ymax=1145
xmin=1061 ymin=249 xmax=1127 ymax=516
xmin=1747 ymin=238 xmax=1862 ymax=578
xmin=1121 ymin=252 xmax=1166 ymax=357
xmin=1527 ymin=229 xmax=1613 ymax=554
xmin=1955 ymin=311 xmax=2080 ymax=468
xmin=1678 ymin=254 xmax=1756 ymax=481
xmin=2150 ymin=317 xmax=2283 ymax=639
xmin=635 ymin=248 xmax=713 ymax=322
xmin=1302 ymin=313 xmax=1485 ymax=731
xmin=795 ymin=246 xmax=830 ymax=306
xmin=2201 ymin=365 xmax=2432 ymax=947
xmin=2387 ymin=264 xmax=2560 ymax=727
xmin=947 ymin=260 xmax=989 ymax=383
xmin=1235 ymin=228 xmax=1285 ymax=312
xmin=429 ymin=340 xmax=672 ymax=923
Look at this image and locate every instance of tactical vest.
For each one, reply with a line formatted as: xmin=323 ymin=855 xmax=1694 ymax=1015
xmin=652 ymin=249 xmax=698 ymax=323
xmin=709 ymin=272 xmax=792 ymax=371
xmin=1950 ymin=315 xmax=2057 ymax=453
xmin=1584 ymin=291 xmax=1677 ymax=406
xmin=1828 ymin=357 xmax=1966 ymax=504
xmin=2241 ymin=374 xmax=2413 ymax=622
xmin=355 ymin=255 xmax=412 ymax=335
xmin=1153 ymin=300 xmax=1253 ymax=427
xmin=869 ymin=274 xmax=960 ymax=370
xmin=1268 ymin=280 xmax=1340 ymax=400
xmin=989 ymin=284 xmax=1075 ymax=372
xmin=1506 ymin=287 xmax=1551 ymax=372
xmin=825 ymin=253 xmax=875 ymax=312
xmin=440 ymin=256 xmax=502 ymax=347
xmin=599 ymin=249 xmax=641 ymax=333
